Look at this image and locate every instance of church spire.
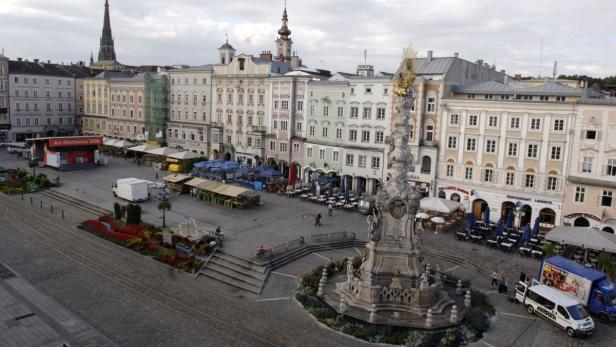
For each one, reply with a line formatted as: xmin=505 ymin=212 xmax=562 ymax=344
xmin=275 ymin=1 xmax=293 ymax=62
xmin=97 ymin=0 xmax=116 ymax=62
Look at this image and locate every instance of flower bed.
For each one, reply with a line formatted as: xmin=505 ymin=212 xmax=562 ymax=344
xmin=80 ymin=216 xmax=205 ymax=273
xmin=0 ymin=169 xmax=58 ymax=195
xmin=295 ymin=258 xmax=494 ymax=346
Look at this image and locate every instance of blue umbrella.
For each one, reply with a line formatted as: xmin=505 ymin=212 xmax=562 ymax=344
xmin=495 ymin=218 xmax=503 ymax=237
xmin=328 ymin=183 xmax=333 ymax=198
xmin=466 ymin=213 xmax=475 ymax=230
xmin=310 ymin=180 xmax=316 ymax=194
xmin=532 ymin=217 xmax=541 ymax=238
xmin=506 ymin=209 xmax=514 ymax=229
xmin=523 ymin=224 xmax=531 ymax=242
xmin=483 ymin=206 xmax=491 ymax=224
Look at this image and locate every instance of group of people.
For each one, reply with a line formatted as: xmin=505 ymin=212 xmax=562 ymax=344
xmin=313 ymin=203 xmax=335 ymax=227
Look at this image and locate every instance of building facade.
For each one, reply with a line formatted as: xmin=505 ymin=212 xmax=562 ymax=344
xmin=436 ymin=79 xmax=583 ymax=228
xmin=108 ymin=74 xmax=145 ymax=141
xmin=167 ymin=66 xmax=213 ymax=155
xmin=0 ymin=53 xmax=9 ymax=141
xmin=82 ymin=71 xmax=135 ymax=136
xmin=7 ymin=59 xmax=92 ymax=141
xmin=562 ymin=100 xmax=616 ymax=231
xmin=143 ymin=72 xmax=169 ymax=144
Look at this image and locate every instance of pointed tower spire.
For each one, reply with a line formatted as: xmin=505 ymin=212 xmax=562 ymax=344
xmin=275 ymin=1 xmax=293 ymax=61
xmin=90 ymin=51 xmax=94 ymax=65
xmin=97 ymin=0 xmax=117 ymax=62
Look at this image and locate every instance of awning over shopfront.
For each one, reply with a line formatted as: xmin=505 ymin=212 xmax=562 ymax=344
xmin=167 ymin=151 xmax=202 ymax=160
xmin=185 ymin=178 xmax=255 ymax=199
xmin=546 ymin=226 xmax=616 ymax=253
xmin=146 ymin=147 xmax=179 ymax=156
xmin=420 ymin=197 xmax=462 ymax=213
xmin=127 ymin=144 xmax=156 ymax=153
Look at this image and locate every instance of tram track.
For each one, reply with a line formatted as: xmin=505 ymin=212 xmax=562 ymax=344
xmin=0 ymin=193 xmax=352 ymax=347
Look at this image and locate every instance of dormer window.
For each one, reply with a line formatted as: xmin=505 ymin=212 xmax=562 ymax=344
xmin=585 ymin=130 xmax=597 ymax=140
xmin=238 ymin=58 xmax=245 ymax=71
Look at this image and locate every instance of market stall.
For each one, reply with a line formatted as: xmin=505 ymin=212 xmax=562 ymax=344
xmin=185 ymin=177 xmax=260 ymax=208
xmin=162 ymin=173 xmax=193 ymax=193
xmin=166 ymin=151 xmax=204 ymax=173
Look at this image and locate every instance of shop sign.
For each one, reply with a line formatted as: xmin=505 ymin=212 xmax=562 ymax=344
xmin=506 ymin=195 xmax=553 ymax=205
xmin=563 ymin=213 xmax=601 ymax=222
xmin=48 ymin=136 xmax=103 ymax=147
xmin=439 ymin=186 xmax=470 ymax=195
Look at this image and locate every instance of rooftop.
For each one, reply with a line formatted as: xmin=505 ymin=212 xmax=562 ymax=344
xmin=9 ymin=60 xmax=94 ymax=78
xmin=453 ymin=80 xmax=584 ymax=96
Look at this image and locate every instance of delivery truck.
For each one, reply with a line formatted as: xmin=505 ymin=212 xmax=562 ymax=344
xmin=112 ymin=178 xmax=151 ymax=202
xmin=538 ymin=256 xmax=616 ymax=322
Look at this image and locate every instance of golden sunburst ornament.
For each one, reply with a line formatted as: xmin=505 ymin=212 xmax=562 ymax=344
xmin=394 ymin=45 xmax=417 ymax=97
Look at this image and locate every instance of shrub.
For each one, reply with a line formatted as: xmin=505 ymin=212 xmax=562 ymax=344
xmin=126 ymin=203 xmax=142 ymax=225
xmin=465 ymin=309 xmax=490 ymax=337
xmin=113 ymin=203 xmax=122 ymax=220
xmin=471 ymin=291 xmax=495 ymax=316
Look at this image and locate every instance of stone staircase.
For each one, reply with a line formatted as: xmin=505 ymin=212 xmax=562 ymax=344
xmin=199 ymin=240 xmax=365 ymax=294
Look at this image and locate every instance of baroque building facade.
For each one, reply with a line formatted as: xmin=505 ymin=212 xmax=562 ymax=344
xmin=108 ymin=74 xmax=145 ymax=141
xmin=0 ymin=53 xmax=9 ymax=141
xmin=82 ymin=71 xmax=135 ymax=136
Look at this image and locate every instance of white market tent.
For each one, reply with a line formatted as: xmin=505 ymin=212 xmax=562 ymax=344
xmin=113 ymin=139 xmax=133 ymax=148
xmin=167 ymin=151 xmax=202 ymax=160
xmin=104 ymin=138 xmax=117 ymax=146
xmin=546 ymin=226 xmax=616 ymax=253
xmin=420 ymin=197 xmax=462 ymax=214
xmin=146 ymin=147 xmax=179 ymax=156
xmin=127 ymin=144 xmax=156 ymax=153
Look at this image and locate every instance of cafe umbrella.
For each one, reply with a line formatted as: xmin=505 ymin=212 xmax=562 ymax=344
xmin=466 ymin=213 xmax=475 ymax=231
xmin=523 ymin=223 xmax=532 ymax=242
xmin=532 ymin=217 xmax=541 ymax=238
xmin=495 ymin=218 xmax=504 ymax=237
xmin=483 ymin=206 xmax=491 ymax=224
xmin=506 ymin=209 xmax=514 ymax=229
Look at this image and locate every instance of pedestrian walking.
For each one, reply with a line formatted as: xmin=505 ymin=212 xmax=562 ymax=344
xmin=156 ymin=173 xmax=159 ymax=180
xmin=314 ymin=213 xmax=322 ymax=227
xmin=490 ymin=270 xmax=499 ymax=288
xmin=328 ymin=203 xmax=333 ymax=216
xmin=519 ymin=271 xmax=527 ymax=283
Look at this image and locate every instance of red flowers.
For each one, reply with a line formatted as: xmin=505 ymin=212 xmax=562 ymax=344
xmin=85 ymin=219 xmax=139 ymax=243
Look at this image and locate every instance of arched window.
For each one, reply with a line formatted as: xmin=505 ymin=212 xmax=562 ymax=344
xmin=421 ymin=156 xmax=432 ymax=174
xmin=438 ymin=191 xmax=446 ymax=199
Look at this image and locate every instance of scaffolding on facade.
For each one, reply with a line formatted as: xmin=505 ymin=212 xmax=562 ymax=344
xmin=144 ymin=72 xmax=169 ymax=144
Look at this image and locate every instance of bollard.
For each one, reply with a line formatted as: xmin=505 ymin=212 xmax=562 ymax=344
xmin=50 ymin=204 xmax=53 ymax=214
xmin=21 ymin=192 xmax=24 ymax=200
xmin=450 ymin=305 xmax=458 ymax=324
xmin=464 ymin=290 xmax=472 ymax=308
xmin=61 ymin=209 xmax=65 ymax=219
xmin=30 ymin=196 xmax=33 ymax=205
xmin=40 ymin=200 xmax=43 ymax=209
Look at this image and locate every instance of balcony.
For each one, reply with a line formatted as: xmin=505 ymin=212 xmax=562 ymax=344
xmin=0 ymin=108 xmax=7 ymax=113
xmin=250 ymin=125 xmax=267 ymax=133
xmin=210 ymin=122 xmax=224 ymax=128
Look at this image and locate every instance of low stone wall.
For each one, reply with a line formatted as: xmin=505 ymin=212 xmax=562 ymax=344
xmin=309 ymin=231 xmax=354 ymax=243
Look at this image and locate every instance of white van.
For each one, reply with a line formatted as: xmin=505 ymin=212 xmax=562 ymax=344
xmin=515 ymin=280 xmax=595 ymax=337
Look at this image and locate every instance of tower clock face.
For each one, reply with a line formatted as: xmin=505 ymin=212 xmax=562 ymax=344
xmin=389 ymin=199 xmax=407 ymax=219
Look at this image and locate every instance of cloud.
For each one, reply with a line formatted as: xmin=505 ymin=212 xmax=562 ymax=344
xmin=0 ymin=0 xmax=614 ymax=77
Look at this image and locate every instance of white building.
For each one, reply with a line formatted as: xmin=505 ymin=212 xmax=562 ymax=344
xmin=167 ymin=65 xmax=214 ymax=156
xmin=0 ymin=53 xmax=8 ymax=141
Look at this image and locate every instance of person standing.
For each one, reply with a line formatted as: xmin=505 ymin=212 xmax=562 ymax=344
xmin=491 ymin=270 xmax=499 ymax=289
xmin=314 ymin=213 xmax=322 ymax=227
xmin=328 ymin=203 xmax=333 ymax=216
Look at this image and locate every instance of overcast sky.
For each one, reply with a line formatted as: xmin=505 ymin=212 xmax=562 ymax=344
xmin=1 ymin=0 xmax=615 ymax=77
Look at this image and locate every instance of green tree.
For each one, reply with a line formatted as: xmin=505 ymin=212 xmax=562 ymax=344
xmin=126 ymin=203 xmax=141 ymax=225
xmin=598 ymin=252 xmax=615 ymax=281
xmin=543 ymin=243 xmax=556 ymax=257
xmin=158 ymin=200 xmax=171 ymax=228
xmin=28 ymin=160 xmax=37 ymax=177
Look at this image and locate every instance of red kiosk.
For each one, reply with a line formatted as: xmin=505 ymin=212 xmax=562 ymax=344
xmin=27 ymin=136 xmax=103 ymax=170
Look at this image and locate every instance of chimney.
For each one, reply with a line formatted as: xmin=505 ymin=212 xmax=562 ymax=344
xmin=17 ymin=57 xmax=22 ymax=61
xmin=47 ymin=60 xmax=50 ymax=64
xmin=427 ymin=50 xmax=433 ymax=61
xmin=477 ymin=59 xmax=483 ymax=66
xmin=34 ymin=58 xmax=39 ymax=63
xmin=453 ymin=52 xmax=459 ymax=59
xmin=514 ymin=74 xmax=522 ymax=81
xmin=500 ymin=69 xmax=506 ymax=73
xmin=504 ymin=75 xmax=509 ymax=86
xmin=259 ymin=51 xmax=273 ymax=61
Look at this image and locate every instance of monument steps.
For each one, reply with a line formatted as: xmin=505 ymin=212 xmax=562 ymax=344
xmin=201 ymin=269 xmax=262 ymax=294
xmin=429 ymin=295 xmax=455 ymax=314
xmin=201 ymin=252 xmax=266 ymax=294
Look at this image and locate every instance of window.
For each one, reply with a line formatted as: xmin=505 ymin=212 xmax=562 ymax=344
xmin=274 ymin=100 xmax=279 ymax=110
xmin=296 ymin=122 xmax=302 ymax=131
xmin=530 ymin=118 xmax=541 ymax=130
xmin=375 ymin=131 xmax=384 ymax=143
xmin=350 ymin=107 xmax=358 ymax=118
xmin=582 ymin=156 xmax=593 ymax=173
xmin=363 ymin=107 xmax=371 ymax=119
xmin=466 ymin=138 xmax=477 ymax=151
xmin=259 ymin=94 xmax=264 ymax=104
xmin=575 ymin=187 xmax=586 ymax=203
xmin=550 ymin=146 xmax=562 ymax=160
xmin=449 ymin=114 xmax=459 ymax=125
xmin=585 ymin=130 xmax=597 ymax=140
xmin=322 ymin=127 xmax=328 ymax=137
xmin=238 ymin=95 xmax=244 ymax=104
xmin=607 ymin=159 xmax=616 ymax=176
xmin=510 ymin=117 xmax=520 ymax=129
xmin=337 ymin=106 xmax=343 ymax=117
xmin=358 ymin=155 xmax=367 ymax=168
xmin=361 ymin=130 xmax=370 ymax=142
xmin=527 ymin=144 xmax=538 ymax=159
xmin=333 ymin=151 xmax=339 ymax=162
xmin=228 ymin=94 xmax=233 ymax=104
xmin=371 ymin=157 xmax=381 ymax=169
xmin=238 ymin=58 xmax=245 ymax=70
xmin=485 ymin=139 xmax=496 ymax=153
xmin=508 ymin=142 xmax=518 ymax=156
xmin=293 ymin=143 xmax=300 ymax=153
xmin=346 ymin=154 xmax=354 ymax=166
xmin=539 ymin=95 xmax=549 ymax=101
xmin=376 ymin=108 xmax=385 ymax=120
xmin=602 ymin=191 xmax=613 ymax=207
xmin=281 ymin=120 xmax=288 ymax=130
xmin=272 ymin=120 xmax=277 ymax=129
xmin=468 ymin=115 xmax=478 ymax=126
xmin=553 ymin=119 xmax=564 ymax=131
xmin=446 ymin=165 xmax=454 ymax=177
xmin=297 ymin=100 xmax=303 ymax=111
xmin=547 ymin=177 xmax=558 ymax=191
xmin=525 ymin=174 xmax=535 ymax=188
xmin=506 ymin=172 xmax=515 ymax=186
xmin=323 ymin=106 xmax=328 ymax=116
xmin=309 ymin=126 xmax=315 ymax=136
xmin=556 ymin=96 xmax=566 ymax=102
xmin=488 ymin=116 xmax=498 ymax=127
xmin=365 ymin=87 xmax=372 ymax=94
xmin=307 ymin=147 xmax=313 ymax=157
xmin=269 ymin=141 xmax=276 ymax=151
xmin=336 ymin=128 xmax=342 ymax=139
xmin=465 ymin=167 xmax=473 ymax=180
xmin=427 ymin=97 xmax=435 ymax=113
xmin=280 ymin=142 xmax=288 ymax=152
xmin=349 ymin=129 xmax=357 ymax=141
xmin=484 ymin=169 xmax=494 ymax=182
xmin=447 ymin=136 xmax=457 ymax=149
xmin=310 ymin=105 xmax=315 ymax=116
xmin=425 ymin=125 xmax=434 ymax=142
